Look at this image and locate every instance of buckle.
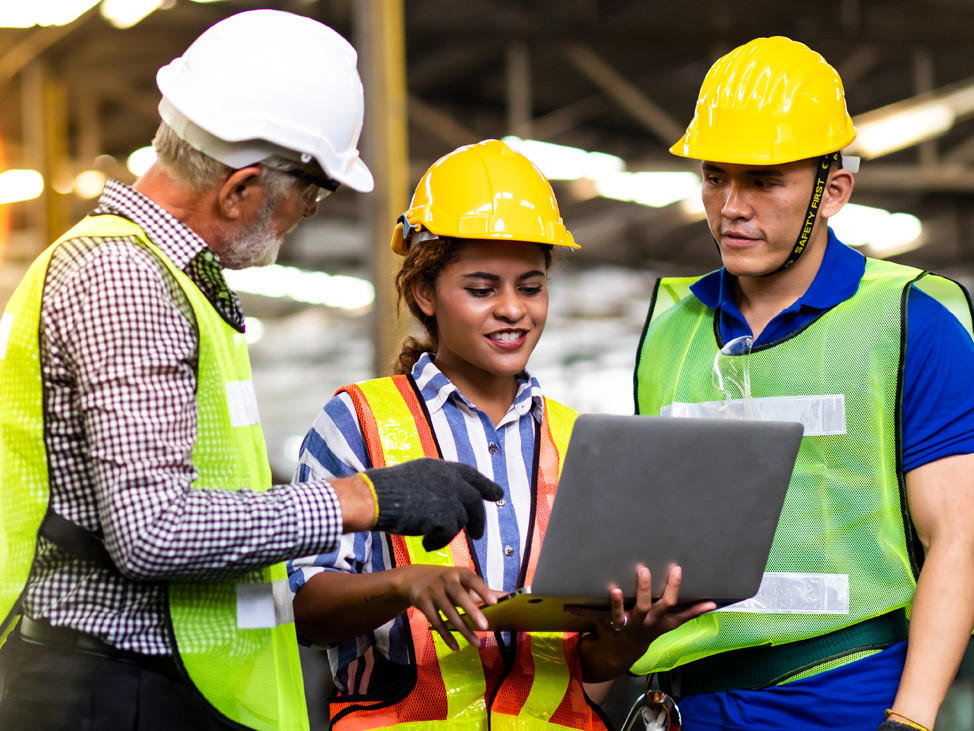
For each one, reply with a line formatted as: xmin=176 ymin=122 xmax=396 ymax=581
xmin=398 ymin=214 xmax=419 ymax=247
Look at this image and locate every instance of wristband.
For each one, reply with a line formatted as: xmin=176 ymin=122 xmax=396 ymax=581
xmin=884 ymin=709 xmax=931 ymax=731
xmin=359 ymin=472 xmax=380 ymax=528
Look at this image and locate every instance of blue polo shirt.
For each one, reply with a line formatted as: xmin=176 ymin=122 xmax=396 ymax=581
xmin=690 ymin=228 xmax=974 ymax=473
xmin=676 ymin=229 xmax=974 ymax=730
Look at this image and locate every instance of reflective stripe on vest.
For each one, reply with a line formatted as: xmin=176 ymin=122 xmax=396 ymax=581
xmin=330 ymin=376 xmax=605 ymax=730
xmin=0 ymin=215 xmax=308 ymax=731
xmin=632 ymin=259 xmax=974 ymax=674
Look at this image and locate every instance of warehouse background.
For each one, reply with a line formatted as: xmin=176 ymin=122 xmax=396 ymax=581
xmin=2 ymin=0 xmax=974 ymax=726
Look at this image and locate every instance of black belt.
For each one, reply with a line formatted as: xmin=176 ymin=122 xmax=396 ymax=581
xmin=17 ymin=617 xmax=181 ymax=677
xmin=656 ymin=610 xmax=908 ymax=696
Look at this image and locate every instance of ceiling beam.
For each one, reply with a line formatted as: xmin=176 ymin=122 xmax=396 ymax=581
xmin=75 ymin=72 xmax=160 ymax=121
xmin=529 ymin=94 xmax=606 ymax=140
xmin=855 ymin=163 xmax=974 ymax=192
xmin=562 ymin=42 xmax=684 ymax=145
xmin=0 ymin=7 xmax=98 ymax=86
xmin=506 ymin=41 xmax=532 ymax=138
xmin=408 ymin=95 xmax=480 ymax=149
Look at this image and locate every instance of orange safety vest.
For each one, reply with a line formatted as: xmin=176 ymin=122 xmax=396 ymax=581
xmin=327 ymin=375 xmax=608 ymax=731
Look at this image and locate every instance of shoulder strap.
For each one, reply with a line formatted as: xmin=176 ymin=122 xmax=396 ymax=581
xmin=339 ymin=375 xmax=440 ymax=467
xmin=38 ymin=511 xmax=113 ymax=568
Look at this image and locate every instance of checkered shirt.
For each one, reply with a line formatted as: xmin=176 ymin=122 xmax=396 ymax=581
xmin=21 ymin=179 xmax=343 ymax=655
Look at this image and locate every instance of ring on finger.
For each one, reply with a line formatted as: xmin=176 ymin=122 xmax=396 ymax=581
xmin=608 ymin=615 xmax=628 ymax=631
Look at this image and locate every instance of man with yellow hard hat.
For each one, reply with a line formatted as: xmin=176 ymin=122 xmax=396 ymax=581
xmin=633 ymin=36 xmax=974 ymax=730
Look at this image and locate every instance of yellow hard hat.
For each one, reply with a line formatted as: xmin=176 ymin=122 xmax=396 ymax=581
xmin=670 ymin=36 xmax=857 ymax=165
xmin=390 ymin=139 xmax=578 ymax=255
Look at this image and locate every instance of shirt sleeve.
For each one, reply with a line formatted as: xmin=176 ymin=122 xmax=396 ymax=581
xmin=287 ymin=391 xmax=392 ymax=594
xmin=45 ymin=240 xmax=345 ymax=580
xmin=901 ymin=285 xmax=974 ymax=473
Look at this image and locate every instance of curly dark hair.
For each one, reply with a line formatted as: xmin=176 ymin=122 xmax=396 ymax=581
xmin=392 ymin=238 xmax=553 ymax=375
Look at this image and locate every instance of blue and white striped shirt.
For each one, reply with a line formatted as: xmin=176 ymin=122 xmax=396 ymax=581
xmin=288 ymin=353 xmax=546 ymax=694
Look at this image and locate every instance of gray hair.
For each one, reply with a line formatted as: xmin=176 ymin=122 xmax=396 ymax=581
xmin=152 ymin=122 xmax=295 ymax=203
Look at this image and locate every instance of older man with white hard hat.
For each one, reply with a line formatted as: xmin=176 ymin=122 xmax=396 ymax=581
xmin=0 ymin=11 xmax=501 ymax=731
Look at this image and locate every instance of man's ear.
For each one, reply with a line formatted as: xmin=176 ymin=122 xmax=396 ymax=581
xmin=412 ymin=281 xmax=435 ymax=318
xmin=218 ymin=166 xmax=263 ymax=221
xmin=820 ymin=167 xmax=855 ymax=219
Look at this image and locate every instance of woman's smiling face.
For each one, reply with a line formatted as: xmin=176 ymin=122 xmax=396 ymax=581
xmin=414 ymin=239 xmax=549 ymax=386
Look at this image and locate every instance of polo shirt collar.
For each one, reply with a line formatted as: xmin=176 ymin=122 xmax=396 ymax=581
xmin=690 ymin=228 xmax=865 ymax=314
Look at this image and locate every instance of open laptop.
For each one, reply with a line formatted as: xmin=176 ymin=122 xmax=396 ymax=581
xmin=447 ymin=413 xmax=803 ymax=633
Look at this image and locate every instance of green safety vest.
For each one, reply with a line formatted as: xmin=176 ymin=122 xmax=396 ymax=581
xmin=0 ymin=214 xmax=308 ymax=731
xmin=631 ymin=258 xmax=974 ymax=674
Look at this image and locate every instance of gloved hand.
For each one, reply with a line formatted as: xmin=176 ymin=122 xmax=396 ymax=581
xmin=879 ymin=720 xmax=929 ymax=731
xmin=365 ymin=458 xmax=504 ymax=551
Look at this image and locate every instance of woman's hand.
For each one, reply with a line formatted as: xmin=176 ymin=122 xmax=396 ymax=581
xmin=392 ymin=564 xmax=505 ymax=651
xmin=573 ymin=564 xmax=716 ymax=683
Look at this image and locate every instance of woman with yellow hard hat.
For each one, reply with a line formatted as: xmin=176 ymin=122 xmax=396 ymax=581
xmin=287 ymin=139 xmax=713 ymax=729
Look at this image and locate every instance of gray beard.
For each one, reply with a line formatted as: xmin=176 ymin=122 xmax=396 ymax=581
xmin=219 ymin=199 xmax=283 ymax=270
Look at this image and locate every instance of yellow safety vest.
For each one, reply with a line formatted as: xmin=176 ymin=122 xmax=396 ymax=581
xmin=0 ymin=214 xmax=308 ymax=731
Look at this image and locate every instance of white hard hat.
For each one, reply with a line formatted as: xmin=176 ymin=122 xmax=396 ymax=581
xmin=157 ymin=9 xmax=373 ymax=192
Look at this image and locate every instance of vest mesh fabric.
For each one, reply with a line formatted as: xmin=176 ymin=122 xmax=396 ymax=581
xmin=1 ymin=243 xmax=59 ymax=633
xmin=780 ymin=648 xmax=881 ymax=684
xmin=632 ymin=259 xmax=964 ymax=675
xmin=330 ymin=377 xmax=605 ymax=730
xmin=1 ymin=215 xmax=308 ymax=730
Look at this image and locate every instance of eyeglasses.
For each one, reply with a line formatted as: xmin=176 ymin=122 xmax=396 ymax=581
xmin=712 ymin=334 xmax=755 ymax=420
xmin=260 ymin=159 xmax=341 ymax=207
xmin=286 ymin=167 xmax=341 ymax=207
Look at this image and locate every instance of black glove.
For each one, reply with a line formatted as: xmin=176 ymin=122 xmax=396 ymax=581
xmin=879 ymin=720 xmax=928 ymax=731
xmin=365 ymin=458 xmax=504 ymax=551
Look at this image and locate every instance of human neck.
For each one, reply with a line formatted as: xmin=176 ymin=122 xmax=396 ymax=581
xmin=133 ymin=164 xmax=222 ymax=245
xmin=434 ymin=357 xmax=519 ymax=427
xmin=731 ymin=238 xmax=827 ymax=341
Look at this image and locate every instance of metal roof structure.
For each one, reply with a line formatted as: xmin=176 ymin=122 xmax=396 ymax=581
xmin=3 ymin=0 xmax=974 ymax=286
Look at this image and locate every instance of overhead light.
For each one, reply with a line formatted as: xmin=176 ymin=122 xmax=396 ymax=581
xmin=679 ymin=186 xmax=706 ymax=220
xmin=870 ymin=212 xmax=924 ymax=253
xmin=223 ymin=265 xmax=375 ymax=310
xmin=74 ymin=170 xmax=106 ymax=199
xmin=853 ymin=104 xmax=955 ymax=160
xmin=0 ymin=170 xmax=44 ymax=203
xmin=0 ymin=0 xmax=99 ymax=27
xmin=502 ymin=136 xmax=624 ymax=180
xmin=595 ymin=171 xmax=700 ymax=208
xmin=52 ymin=169 xmax=75 ymax=195
xmin=849 ymin=80 xmax=974 ymax=160
xmin=829 ymin=203 xmax=922 ymax=254
xmin=283 ymin=435 xmax=304 ymax=464
xmin=100 ymin=0 xmax=164 ymax=28
xmin=127 ymin=146 xmax=157 ymax=177
xmin=243 ymin=316 xmax=264 ymax=345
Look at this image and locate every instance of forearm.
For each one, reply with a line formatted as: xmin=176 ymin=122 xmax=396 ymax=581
xmin=579 ymin=632 xmax=648 ymax=684
xmin=330 ymin=474 xmax=379 ymax=532
xmin=898 ymin=453 xmax=974 ymax=729
xmin=892 ymin=542 xmax=974 ymax=728
xmin=102 ymin=478 xmax=345 ymax=580
xmin=294 ymin=568 xmax=412 ymax=645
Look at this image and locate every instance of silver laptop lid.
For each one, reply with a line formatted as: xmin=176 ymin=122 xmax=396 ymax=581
xmin=529 ymin=414 xmax=802 ymax=604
